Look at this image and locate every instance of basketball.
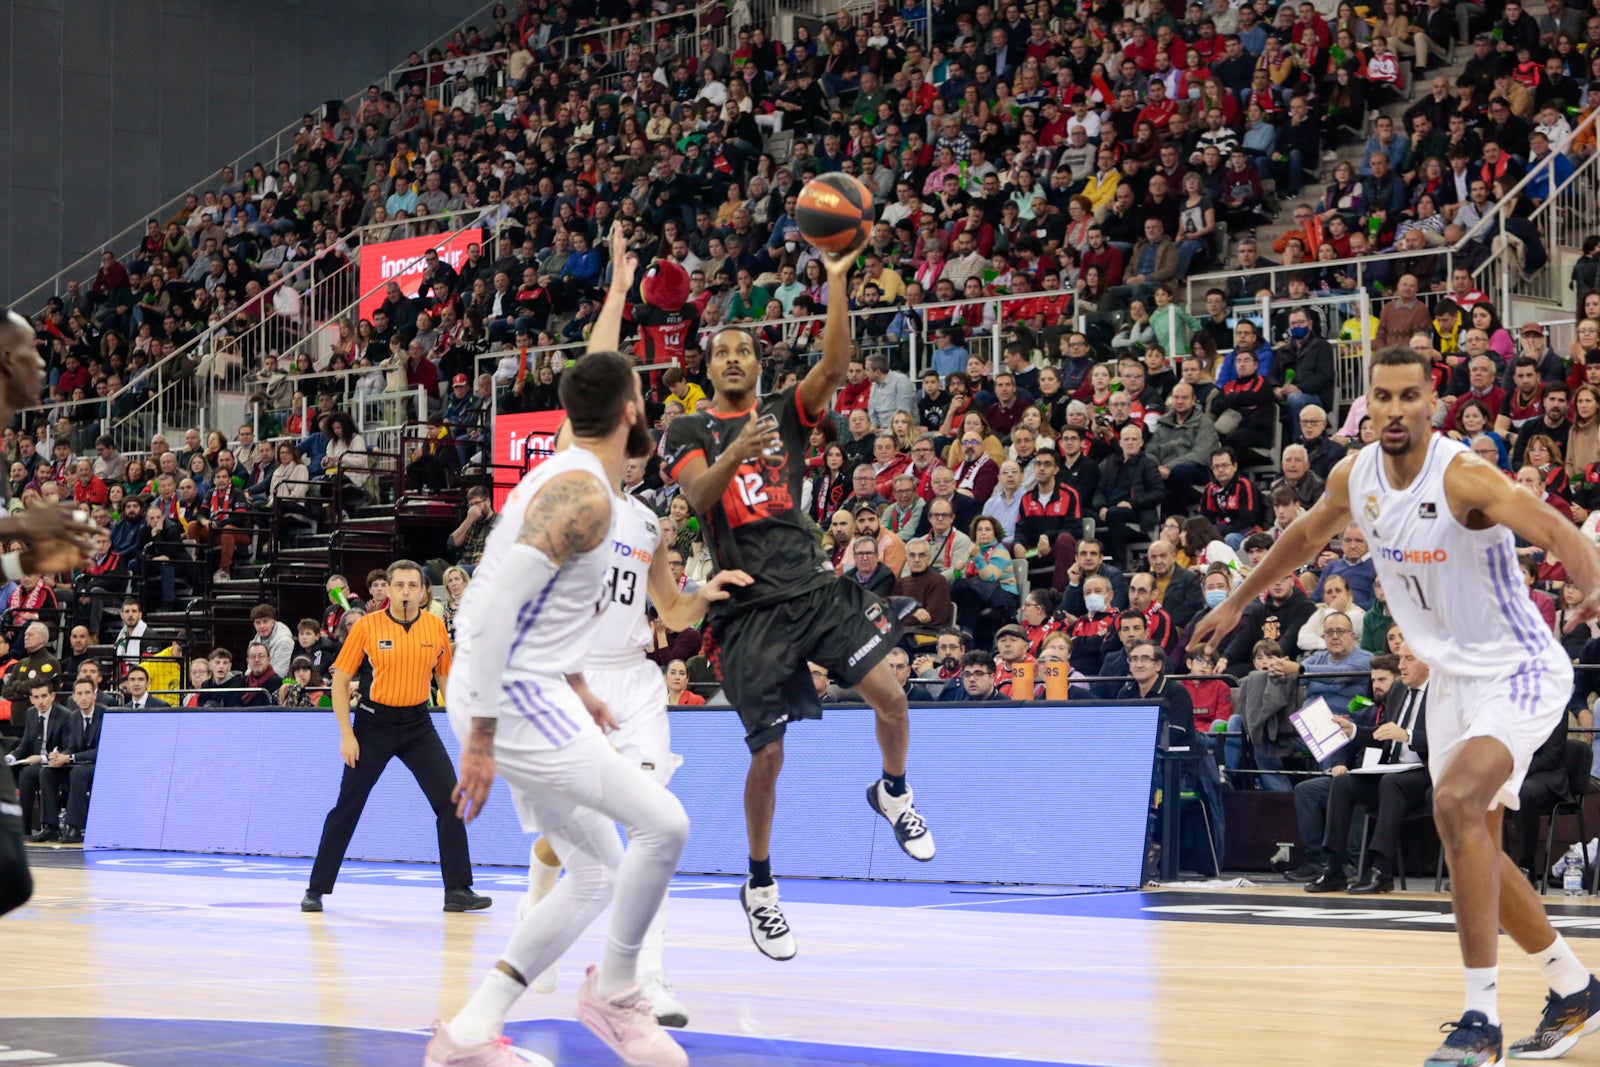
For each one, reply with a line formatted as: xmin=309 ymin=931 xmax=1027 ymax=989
xmin=795 ymin=173 xmax=874 ymax=254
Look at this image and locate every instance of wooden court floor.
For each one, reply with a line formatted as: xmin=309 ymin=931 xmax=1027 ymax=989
xmin=10 ymin=850 xmax=1600 ymax=1066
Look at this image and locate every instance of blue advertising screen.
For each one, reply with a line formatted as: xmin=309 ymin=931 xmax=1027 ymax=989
xmin=86 ymin=702 xmax=1159 ymax=887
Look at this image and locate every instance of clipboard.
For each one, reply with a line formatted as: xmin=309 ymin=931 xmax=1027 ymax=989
xmin=1289 ymin=697 xmax=1351 ymax=763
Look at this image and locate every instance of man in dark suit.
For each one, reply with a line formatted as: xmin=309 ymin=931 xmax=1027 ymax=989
xmin=37 ymin=678 xmax=102 ymax=843
xmin=7 ymin=679 xmax=70 ymax=837
xmin=1509 ymin=717 xmax=1571 ymax=878
xmin=1146 ymin=538 xmax=1203 ymax=629
xmin=120 ymin=665 xmax=171 ymax=709
xmin=1306 ymin=644 xmax=1433 ymax=894
xmin=1284 ymin=654 xmax=1398 ymax=879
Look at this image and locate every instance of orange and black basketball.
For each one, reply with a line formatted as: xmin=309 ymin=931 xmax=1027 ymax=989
xmin=795 ymin=173 xmax=874 ymax=254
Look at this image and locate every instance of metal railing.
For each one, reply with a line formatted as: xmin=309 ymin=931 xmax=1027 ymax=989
xmin=1185 ymin=104 xmax=1600 ymax=316
xmin=1509 ymin=139 xmax=1600 ymax=305
xmin=8 ymin=207 xmax=499 ymax=450
xmin=122 ymin=207 xmax=505 ymax=448
xmin=393 ymin=48 xmax=511 ymax=109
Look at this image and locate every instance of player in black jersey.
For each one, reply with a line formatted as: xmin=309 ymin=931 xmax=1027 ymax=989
xmin=0 ymin=308 xmax=97 ymax=919
xmin=663 ymin=247 xmax=935 ymax=962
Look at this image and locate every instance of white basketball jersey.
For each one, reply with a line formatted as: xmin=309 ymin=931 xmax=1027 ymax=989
xmin=587 ymin=495 xmax=661 ymax=670
xmin=452 ymin=446 xmax=612 ymax=729
xmin=1347 ymin=434 xmax=1559 ymax=678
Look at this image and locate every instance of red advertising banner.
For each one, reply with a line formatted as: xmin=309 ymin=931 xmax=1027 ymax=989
xmin=356 ymin=228 xmax=483 ymax=321
xmin=492 ymin=408 xmax=567 ymax=507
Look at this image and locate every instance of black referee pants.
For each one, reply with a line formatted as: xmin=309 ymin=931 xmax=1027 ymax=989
xmin=308 ymin=709 xmax=473 ymax=894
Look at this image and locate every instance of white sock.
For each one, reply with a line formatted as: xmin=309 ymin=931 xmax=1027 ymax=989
xmin=598 ymin=938 xmax=641 ymax=1000
xmin=1534 ymin=935 xmax=1591 ymax=997
xmin=527 ymin=845 xmax=560 ymax=908
xmin=1464 ymin=966 xmax=1501 ymax=1025
xmin=636 ymin=904 xmax=668 ymax=978
xmin=449 ymin=967 xmax=525 ymax=1045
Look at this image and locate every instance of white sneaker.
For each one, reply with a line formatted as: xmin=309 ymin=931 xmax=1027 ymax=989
xmin=740 ymin=881 xmax=797 ymax=961
xmin=867 ymin=781 xmax=936 ymax=862
xmin=515 ymin=894 xmax=559 ymax=994
xmin=638 ymin=971 xmax=689 ymax=1028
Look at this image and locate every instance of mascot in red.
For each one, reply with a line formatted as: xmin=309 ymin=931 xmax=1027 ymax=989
xmin=633 ymin=259 xmax=696 ymax=372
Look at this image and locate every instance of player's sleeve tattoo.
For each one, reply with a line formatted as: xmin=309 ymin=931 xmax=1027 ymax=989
xmin=518 ymin=473 xmax=610 ymax=563
xmin=467 ymin=716 xmax=496 ymax=758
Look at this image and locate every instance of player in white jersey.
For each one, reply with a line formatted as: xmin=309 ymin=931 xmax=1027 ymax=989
xmin=424 ymin=349 xmax=693 ymax=1067
xmin=507 ymin=227 xmax=745 ymax=1029
xmin=1195 ymin=345 xmax=1600 ymax=1067
xmin=515 ymin=489 xmax=738 ymax=1028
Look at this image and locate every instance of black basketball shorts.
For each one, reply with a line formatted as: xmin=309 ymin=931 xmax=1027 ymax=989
xmin=0 ymin=760 xmax=21 ymax=836
xmin=708 ymin=578 xmax=902 ymax=753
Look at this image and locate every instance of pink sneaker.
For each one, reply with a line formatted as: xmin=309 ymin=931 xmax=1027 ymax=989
xmin=422 ymin=1020 xmax=553 ymax=1067
xmin=576 ymin=965 xmax=690 ymax=1067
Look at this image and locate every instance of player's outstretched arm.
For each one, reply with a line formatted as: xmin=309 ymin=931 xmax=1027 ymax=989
xmin=1447 ymin=454 xmax=1600 ymax=623
xmin=588 ymin=223 xmax=639 ymax=355
xmin=644 ymin=528 xmax=753 ymax=630
xmin=1190 ymin=454 xmax=1358 ymax=654
xmin=797 ymin=246 xmax=863 ymax=417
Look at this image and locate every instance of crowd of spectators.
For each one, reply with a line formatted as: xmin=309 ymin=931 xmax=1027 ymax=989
xmin=11 ymin=0 xmax=1600 ymax=863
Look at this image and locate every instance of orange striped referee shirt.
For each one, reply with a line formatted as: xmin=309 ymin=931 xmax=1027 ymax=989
xmin=332 ymin=610 xmax=452 ymax=707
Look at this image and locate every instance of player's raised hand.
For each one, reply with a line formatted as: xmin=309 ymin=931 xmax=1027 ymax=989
xmin=822 ymin=233 xmax=866 ymax=276
xmin=608 ymin=223 xmax=639 ymax=293
xmin=700 ymin=569 xmax=754 ymax=602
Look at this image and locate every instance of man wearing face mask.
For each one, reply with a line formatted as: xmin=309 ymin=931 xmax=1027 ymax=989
xmin=1068 ymin=574 xmax=1120 ymax=676
xmin=1177 ymin=566 xmax=1241 ymax=672
xmin=1271 ymin=308 xmax=1335 ymax=438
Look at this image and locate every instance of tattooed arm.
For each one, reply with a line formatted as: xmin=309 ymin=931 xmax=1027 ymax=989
xmin=453 ymin=715 xmax=498 ymax=823
xmin=454 ymin=469 xmax=612 ymax=737
xmin=518 ymin=470 xmax=613 ymax=562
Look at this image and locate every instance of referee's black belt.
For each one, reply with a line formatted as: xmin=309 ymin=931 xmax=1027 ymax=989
xmin=359 ymin=699 xmax=432 ymax=716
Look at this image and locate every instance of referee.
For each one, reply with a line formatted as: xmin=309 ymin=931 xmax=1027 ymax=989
xmin=302 ymin=559 xmax=489 ymax=913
